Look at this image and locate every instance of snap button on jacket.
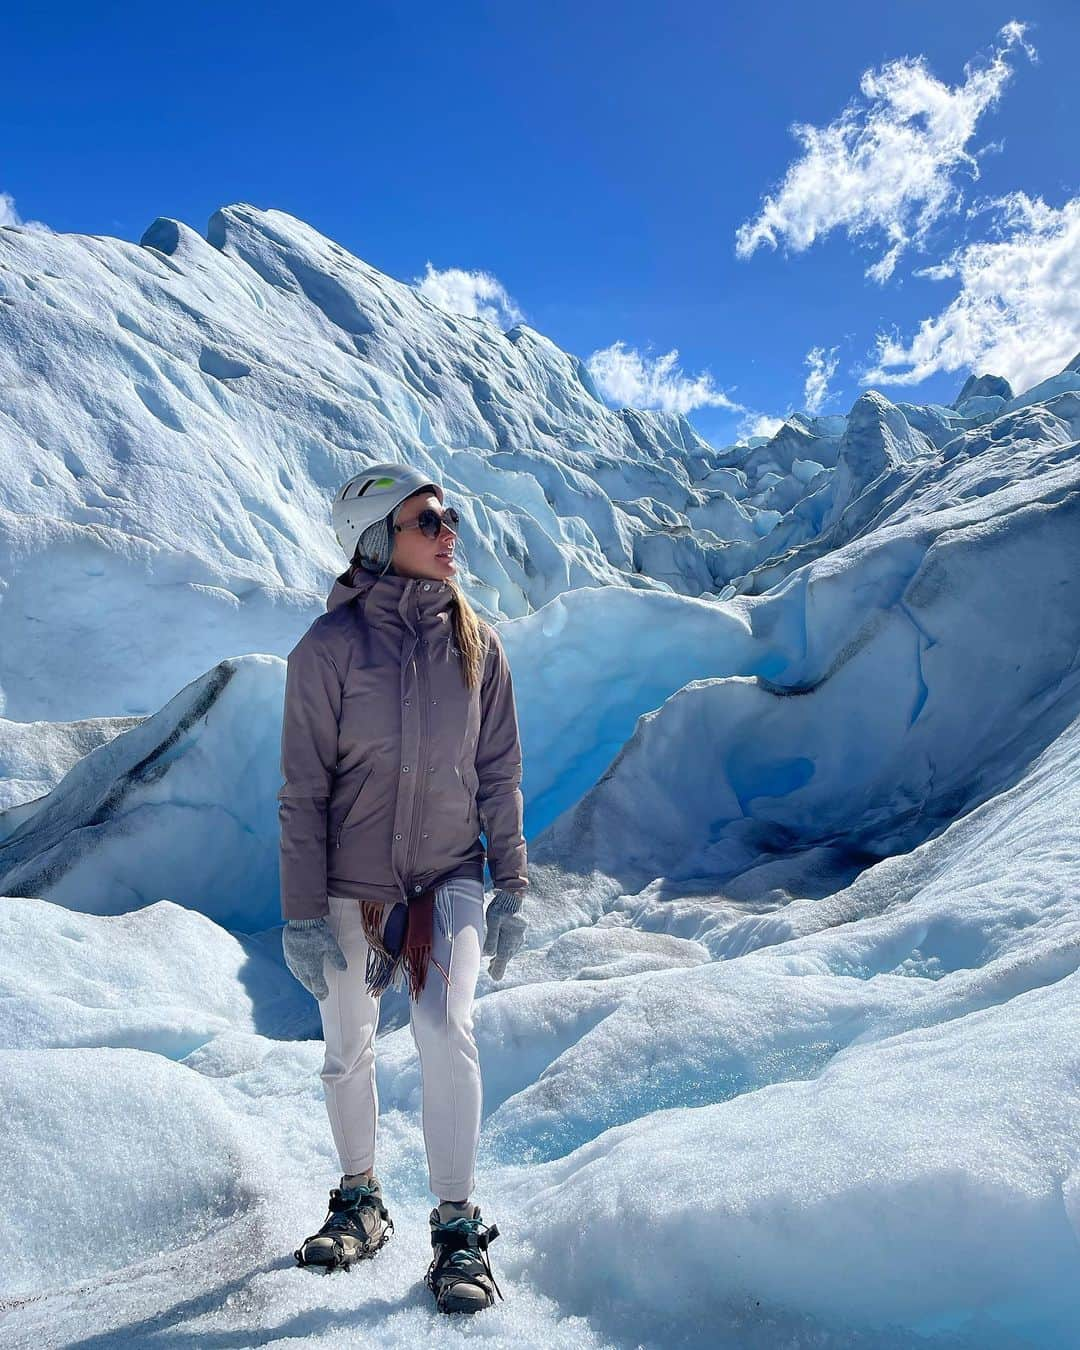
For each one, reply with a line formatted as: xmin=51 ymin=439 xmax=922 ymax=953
xmin=277 ymin=563 xmax=528 ymax=921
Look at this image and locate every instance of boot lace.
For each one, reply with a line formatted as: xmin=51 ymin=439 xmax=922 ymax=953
xmin=324 ymin=1183 xmax=388 ymax=1235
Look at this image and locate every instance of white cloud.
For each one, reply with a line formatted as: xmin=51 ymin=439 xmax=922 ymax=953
xmin=861 ymin=191 xmax=1080 ymax=394
xmin=585 ymin=340 xmax=744 ymax=416
xmin=0 ymin=191 xmax=52 ymax=232
xmin=804 ymin=345 xmax=840 ymax=413
xmin=975 ymin=138 xmax=1006 ymax=158
xmin=735 ymin=21 xmax=1036 ymax=283
xmin=413 ymin=261 xmax=524 ymax=330
xmin=738 ymin=411 xmax=786 ymax=442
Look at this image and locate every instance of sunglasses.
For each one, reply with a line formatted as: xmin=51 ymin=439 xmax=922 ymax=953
xmin=393 ymin=505 xmax=460 ymax=540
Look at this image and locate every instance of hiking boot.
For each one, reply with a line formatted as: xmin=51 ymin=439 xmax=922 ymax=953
xmin=424 ymin=1201 xmax=504 ymax=1313
xmin=294 ymin=1176 xmax=395 ymax=1272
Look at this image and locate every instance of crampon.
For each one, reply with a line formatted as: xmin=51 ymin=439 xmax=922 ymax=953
xmin=294 ymin=1179 xmax=395 ymax=1274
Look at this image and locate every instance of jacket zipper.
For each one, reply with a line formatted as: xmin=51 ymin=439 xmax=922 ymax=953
xmin=404 ymin=607 xmax=428 ymax=884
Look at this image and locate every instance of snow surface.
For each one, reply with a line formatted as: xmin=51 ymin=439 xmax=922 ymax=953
xmin=1 ymin=205 xmax=1079 ymax=1347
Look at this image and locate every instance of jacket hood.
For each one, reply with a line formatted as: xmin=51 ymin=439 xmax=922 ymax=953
xmin=326 ymin=562 xmax=377 ymax=614
xmin=326 ymin=562 xmax=454 ymax=627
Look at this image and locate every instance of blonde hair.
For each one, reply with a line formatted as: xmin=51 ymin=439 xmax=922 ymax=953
xmin=446 ymin=577 xmax=487 ymax=691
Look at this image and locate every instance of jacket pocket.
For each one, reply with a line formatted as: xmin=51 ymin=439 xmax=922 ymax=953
xmin=462 ymin=763 xmax=480 ymax=826
xmin=335 ymin=765 xmax=375 ymax=848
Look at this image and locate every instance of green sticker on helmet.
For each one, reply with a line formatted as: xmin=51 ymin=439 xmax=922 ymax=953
xmin=373 ymin=477 xmax=396 ymax=487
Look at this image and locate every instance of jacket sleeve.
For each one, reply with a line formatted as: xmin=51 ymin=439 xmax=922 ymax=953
xmin=474 ymin=626 xmax=529 ymax=893
xmin=277 ymin=629 xmax=342 ymax=921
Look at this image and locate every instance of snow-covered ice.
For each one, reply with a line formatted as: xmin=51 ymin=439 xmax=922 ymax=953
xmin=1 ymin=205 xmax=1078 ymax=1347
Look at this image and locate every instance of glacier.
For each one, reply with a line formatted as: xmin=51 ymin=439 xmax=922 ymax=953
xmin=0 ymin=204 xmax=1078 ymax=1348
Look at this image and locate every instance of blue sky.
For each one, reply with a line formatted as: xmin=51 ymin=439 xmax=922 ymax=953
xmin=2 ymin=0 xmax=1077 ymax=447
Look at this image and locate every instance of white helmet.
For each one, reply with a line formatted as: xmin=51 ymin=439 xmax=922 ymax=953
xmin=332 ymin=462 xmax=445 ymax=568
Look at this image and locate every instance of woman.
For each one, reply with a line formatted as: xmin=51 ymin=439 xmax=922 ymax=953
xmin=278 ymin=462 xmax=528 ymax=1314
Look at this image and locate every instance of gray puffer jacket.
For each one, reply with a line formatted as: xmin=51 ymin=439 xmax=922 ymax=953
xmin=277 ymin=563 xmax=528 ymax=921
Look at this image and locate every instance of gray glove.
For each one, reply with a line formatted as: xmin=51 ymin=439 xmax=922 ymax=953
xmin=282 ymin=917 xmax=348 ymax=1000
xmin=483 ymin=889 xmax=527 ymax=981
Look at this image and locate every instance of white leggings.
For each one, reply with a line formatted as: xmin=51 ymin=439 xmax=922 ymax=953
xmin=320 ymin=877 xmax=485 ymax=1201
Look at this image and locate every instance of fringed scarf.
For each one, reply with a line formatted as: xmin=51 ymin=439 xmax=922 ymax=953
xmin=359 ymin=884 xmax=455 ymax=1000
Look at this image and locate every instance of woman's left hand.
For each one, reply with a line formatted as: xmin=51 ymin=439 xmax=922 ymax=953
xmin=483 ymin=889 xmax=527 ymax=980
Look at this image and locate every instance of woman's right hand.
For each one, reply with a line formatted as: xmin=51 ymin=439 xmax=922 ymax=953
xmin=282 ymin=917 xmax=349 ymax=1000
